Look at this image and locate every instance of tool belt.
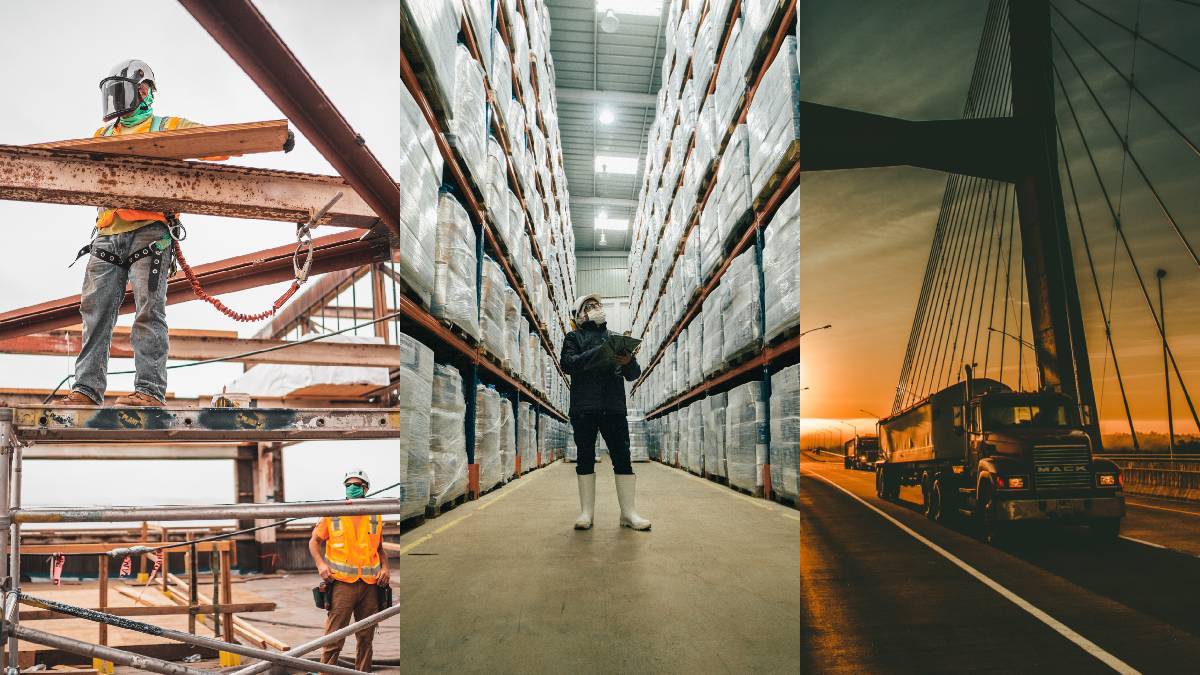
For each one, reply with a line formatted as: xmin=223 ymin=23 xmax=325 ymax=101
xmin=311 ymin=581 xmax=393 ymax=611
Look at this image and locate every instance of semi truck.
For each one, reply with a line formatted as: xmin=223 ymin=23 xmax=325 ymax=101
xmin=876 ymin=369 xmax=1125 ymax=543
xmin=843 ymin=435 xmax=880 ymax=471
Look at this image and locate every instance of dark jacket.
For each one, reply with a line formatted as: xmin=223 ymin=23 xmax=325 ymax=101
xmin=560 ymin=322 xmax=641 ymax=415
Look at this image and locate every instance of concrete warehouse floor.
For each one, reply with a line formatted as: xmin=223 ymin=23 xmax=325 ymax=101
xmin=397 ymin=460 xmax=800 ymax=674
xmin=112 ymin=573 xmax=399 ymax=674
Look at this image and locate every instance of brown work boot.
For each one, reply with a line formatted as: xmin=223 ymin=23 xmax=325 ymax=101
xmin=114 ymin=391 xmax=166 ymax=407
xmin=56 ymin=390 xmax=100 ymax=406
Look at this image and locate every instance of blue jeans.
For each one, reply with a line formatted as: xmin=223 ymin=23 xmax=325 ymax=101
xmin=72 ymin=223 xmax=170 ymax=403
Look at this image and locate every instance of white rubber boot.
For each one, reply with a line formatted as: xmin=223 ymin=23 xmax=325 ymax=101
xmin=574 ymin=473 xmax=596 ymax=530
xmin=614 ymin=474 xmax=651 ymax=531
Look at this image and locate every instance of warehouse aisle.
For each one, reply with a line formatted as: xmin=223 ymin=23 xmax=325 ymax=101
xmin=398 ymin=461 xmax=800 ymax=673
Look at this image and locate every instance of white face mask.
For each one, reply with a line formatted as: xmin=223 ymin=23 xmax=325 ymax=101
xmin=588 ymin=308 xmax=607 ymax=325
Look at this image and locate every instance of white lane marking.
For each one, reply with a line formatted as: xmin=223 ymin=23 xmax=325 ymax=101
xmin=802 ymin=468 xmax=1140 ymax=675
xmin=1119 ymin=535 xmax=1167 ymax=550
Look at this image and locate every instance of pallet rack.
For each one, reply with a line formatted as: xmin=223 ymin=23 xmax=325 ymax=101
xmin=399 ymin=0 xmax=576 ymax=498
xmin=627 ymin=0 xmax=800 ymax=498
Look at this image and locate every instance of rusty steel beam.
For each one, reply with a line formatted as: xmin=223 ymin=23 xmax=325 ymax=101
xmin=180 ymin=0 xmax=400 ymax=237
xmin=0 ymin=331 xmax=400 ymax=368
xmin=0 ymin=230 xmax=387 ymax=342
xmin=0 ymin=144 xmax=379 ymax=228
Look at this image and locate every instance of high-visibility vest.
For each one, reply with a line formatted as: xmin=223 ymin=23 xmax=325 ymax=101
xmin=322 ymin=514 xmax=383 ymax=584
xmin=92 ymin=116 xmax=187 ymax=230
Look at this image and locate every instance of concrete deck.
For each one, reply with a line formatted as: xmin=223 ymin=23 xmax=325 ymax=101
xmin=397 ymin=461 xmax=800 ymax=673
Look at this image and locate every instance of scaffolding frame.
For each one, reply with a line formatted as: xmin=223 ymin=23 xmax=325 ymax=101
xmin=0 ymin=1 xmax=404 ymax=670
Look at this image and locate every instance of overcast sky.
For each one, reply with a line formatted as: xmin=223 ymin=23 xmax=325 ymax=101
xmin=799 ymin=0 xmax=1200 ymax=437
xmin=0 ymin=0 xmax=402 ymax=508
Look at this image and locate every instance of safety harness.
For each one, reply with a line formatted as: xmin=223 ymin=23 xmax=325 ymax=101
xmin=71 ymin=192 xmax=343 ymax=322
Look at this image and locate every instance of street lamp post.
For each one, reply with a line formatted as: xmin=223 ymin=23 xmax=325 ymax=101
xmin=799 ymin=324 xmax=833 ymax=339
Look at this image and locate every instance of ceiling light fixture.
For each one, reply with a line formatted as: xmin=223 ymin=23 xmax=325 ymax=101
xmin=599 ymin=231 xmax=609 ymax=246
xmin=598 ymin=108 xmax=616 ymax=125
xmin=599 ymin=8 xmax=620 ymax=33
xmin=596 ymin=0 xmax=663 ymax=17
xmin=594 ymin=154 xmax=639 ymax=175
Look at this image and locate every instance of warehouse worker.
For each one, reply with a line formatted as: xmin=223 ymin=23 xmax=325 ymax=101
xmin=561 ymin=294 xmax=651 ymax=531
xmin=309 ymin=470 xmax=391 ymax=671
xmin=58 ymin=60 xmax=275 ymax=407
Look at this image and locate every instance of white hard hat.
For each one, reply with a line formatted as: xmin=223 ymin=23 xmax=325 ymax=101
xmin=574 ymin=293 xmax=601 ymax=317
xmin=343 ymin=470 xmax=370 ymax=487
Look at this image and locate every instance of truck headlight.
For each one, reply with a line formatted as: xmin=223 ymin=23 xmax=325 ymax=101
xmin=1098 ymin=473 xmax=1118 ymax=487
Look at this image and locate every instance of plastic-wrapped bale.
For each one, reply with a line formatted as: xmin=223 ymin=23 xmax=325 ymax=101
xmin=726 ymin=380 xmax=767 ymax=493
xmin=500 ymin=397 xmax=516 ymax=481
xmin=462 ymin=0 xmax=491 ymax=70
xmin=704 ymin=392 xmax=728 ymax=478
xmin=525 ymin=332 xmax=540 ymax=388
xmin=502 ymin=287 xmax=521 ymax=373
xmin=485 ymin=136 xmax=509 ymax=236
xmin=722 ymin=248 xmax=762 ymax=364
xmin=398 ymin=333 xmax=434 ymax=519
xmin=676 ymin=327 xmax=690 ymax=392
xmin=429 ymin=363 xmax=468 ymax=509
xmin=715 ymin=125 xmax=752 ymax=251
xmin=537 ymin=413 xmax=551 ymax=466
xmin=503 ymin=189 xmax=523 ymax=257
xmin=747 ymin=37 xmax=799 ymax=203
xmin=476 ymin=385 xmax=503 ymax=491
xmin=399 ymin=0 xmax=461 ymax=110
xmin=628 ymin=410 xmax=649 ymax=462
xmin=713 ymin=18 xmax=749 ymax=133
xmin=685 ymin=402 xmax=705 ymax=474
xmin=688 ymin=320 xmax=704 ymax=390
xmin=448 ymin=46 xmax=487 ymax=185
xmin=680 ymin=225 xmax=701 ymax=304
xmin=702 ymin=283 xmax=728 ymax=376
xmin=480 ymin=257 xmax=508 ymax=362
xmin=489 ymin=31 xmax=513 ymax=117
xmin=698 ymin=188 xmax=722 ymax=281
xmin=770 ymin=364 xmax=801 ymax=502
xmin=396 ymin=81 xmax=440 ymax=306
xmin=432 ymin=193 xmax=480 ymax=339
xmin=518 ymin=402 xmax=536 ymax=473
xmin=764 ymin=185 xmax=799 ymax=342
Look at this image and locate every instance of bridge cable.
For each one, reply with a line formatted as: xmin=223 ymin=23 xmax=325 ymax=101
xmin=1065 ymin=0 xmax=1200 ymax=76
xmin=1053 ymin=63 xmax=1200 ymax=432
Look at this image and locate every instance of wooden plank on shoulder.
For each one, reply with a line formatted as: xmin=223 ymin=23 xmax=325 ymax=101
xmin=30 ymin=120 xmax=289 ymax=160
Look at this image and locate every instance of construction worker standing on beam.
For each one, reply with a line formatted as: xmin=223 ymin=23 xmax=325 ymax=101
xmin=59 ymin=59 xmax=242 ymax=407
xmin=308 ymin=470 xmax=391 ymax=671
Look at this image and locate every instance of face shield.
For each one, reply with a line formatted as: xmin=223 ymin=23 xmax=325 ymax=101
xmin=100 ymin=60 xmax=155 ymax=121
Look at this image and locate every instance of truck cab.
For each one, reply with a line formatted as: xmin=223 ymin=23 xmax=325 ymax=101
xmin=957 ymin=390 xmax=1125 ymax=540
xmin=844 ymin=435 xmax=880 ymax=471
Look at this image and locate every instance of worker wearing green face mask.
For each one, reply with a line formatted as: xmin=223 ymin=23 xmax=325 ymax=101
xmin=308 ymin=470 xmax=389 ymax=670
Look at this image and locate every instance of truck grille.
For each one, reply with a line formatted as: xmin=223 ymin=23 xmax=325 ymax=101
xmin=1033 ymin=445 xmax=1092 ymax=489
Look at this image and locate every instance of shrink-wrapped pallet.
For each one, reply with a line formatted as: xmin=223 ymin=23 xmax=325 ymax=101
xmin=704 ymin=392 xmax=728 ymax=478
xmin=503 ymin=287 xmax=521 ymax=373
xmin=629 ymin=410 xmax=649 ymax=462
xmin=685 ymin=402 xmax=705 ymax=474
xmin=490 ymin=30 xmax=513 ymax=115
xmin=770 ymin=364 xmax=801 ymax=501
xmin=702 ymin=283 xmax=729 ymax=376
xmin=398 ymin=334 xmax=434 ymax=519
xmin=476 ymin=385 xmax=503 ymax=491
xmin=723 ymin=248 xmax=762 ymax=363
xmin=726 ymin=380 xmax=767 ymax=493
xmin=448 ymin=46 xmax=487 ymax=186
xmin=518 ymin=402 xmax=536 ymax=473
xmin=485 ymin=136 xmax=508 ymax=235
xmin=713 ymin=18 xmax=749 ymax=133
xmin=480 ymin=257 xmax=507 ymax=361
xmin=462 ymin=0 xmax=491 ymax=69
xmin=429 ymin=363 xmax=468 ymax=508
xmin=764 ymin=186 xmax=800 ymax=342
xmin=500 ymin=397 xmax=516 ymax=481
xmin=676 ymin=327 xmax=690 ymax=393
xmin=431 ymin=193 xmax=480 ymax=339
xmin=502 ymin=189 xmax=522 ymax=257
xmin=400 ymin=0 xmax=462 ymax=110
xmin=715 ymin=125 xmax=752 ymax=251
xmin=688 ymin=318 xmax=704 ymax=389
xmin=698 ymin=187 xmax=722 ymax=281
xmin=680 ymin=225 xmax=701 ymax=304
xmin=397 ymin=83 xmax=440 ymax=306
xmin=747 ymin=36 xmax=799 ymax=202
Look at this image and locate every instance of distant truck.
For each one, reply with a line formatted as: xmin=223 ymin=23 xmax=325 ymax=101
xmin=876 ymin=369 xmax=1125 ymax=543
xmin=843 ymin=435 xmax=880 ymax=471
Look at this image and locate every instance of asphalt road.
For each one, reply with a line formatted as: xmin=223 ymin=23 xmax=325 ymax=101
xmin=800 ymin=453 xmax=1200 ymax=674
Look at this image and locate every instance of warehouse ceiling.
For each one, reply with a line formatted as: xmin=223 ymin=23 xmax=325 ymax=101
xmin=546 ymin=0 xmax=667 ymax=253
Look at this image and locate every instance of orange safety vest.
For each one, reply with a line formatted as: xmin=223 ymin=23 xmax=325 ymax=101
xmin=322 ymin=514 xmax=383 ymax=584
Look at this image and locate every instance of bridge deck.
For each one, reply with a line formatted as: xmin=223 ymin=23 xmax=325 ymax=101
xmin=2 ymin=406 xmax=400 ymax=443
